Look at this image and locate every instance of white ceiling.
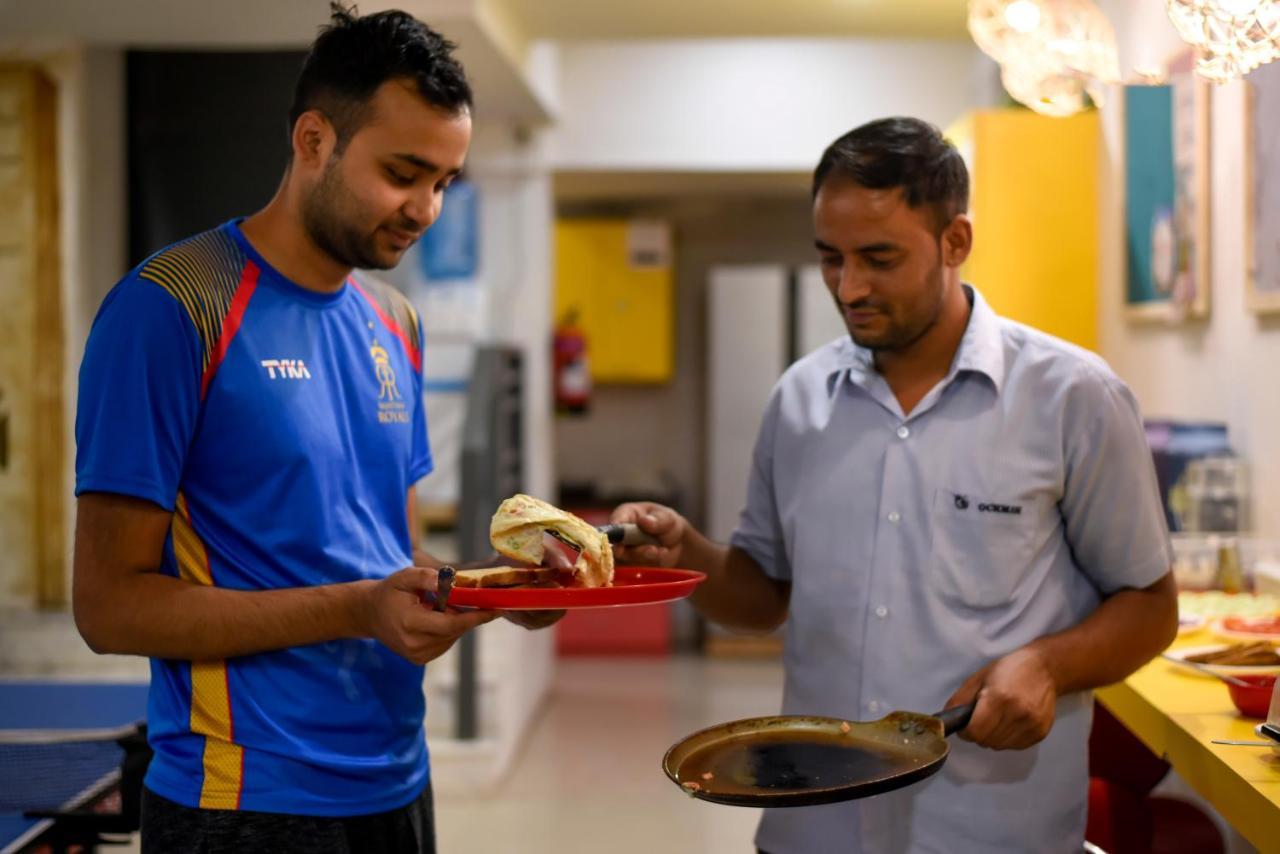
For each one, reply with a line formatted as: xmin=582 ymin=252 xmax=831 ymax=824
xmin=0 ymin=0 xmax=976 ymax=123
xmin=501 ymin=0 xmax=970 ymax=41
xmin=555 ymin=170 xmax=813 ymax=203
xmin=0 ymin=0 xmax=554 ymax=122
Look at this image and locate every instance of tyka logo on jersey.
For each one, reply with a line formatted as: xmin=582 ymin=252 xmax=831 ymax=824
xmin=260 ymin=359 xmax=312 ymax=380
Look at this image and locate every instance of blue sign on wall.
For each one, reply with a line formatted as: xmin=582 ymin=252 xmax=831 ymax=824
xmin=419 ymin=179 xmax=479 ymax=281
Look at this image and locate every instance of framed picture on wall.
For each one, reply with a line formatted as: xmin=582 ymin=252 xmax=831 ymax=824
xmin=1122 ymin=57 xmax=1211 ymax=322
xmin=1247 ymin=59 xmax=1280 ymax=314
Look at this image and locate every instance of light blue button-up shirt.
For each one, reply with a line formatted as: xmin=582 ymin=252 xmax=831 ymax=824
xmin=732 ymin=286 xmax=1171 ymax=854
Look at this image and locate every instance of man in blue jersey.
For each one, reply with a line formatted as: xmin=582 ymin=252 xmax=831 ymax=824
xmin=73 ymin=6 xmax=523 ymax=852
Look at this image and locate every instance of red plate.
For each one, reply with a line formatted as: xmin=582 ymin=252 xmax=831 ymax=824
xmin=447 ymin=567 xmax=705 ymax=611
xmin=1220 ymin=614 xmax=1280 ymax=640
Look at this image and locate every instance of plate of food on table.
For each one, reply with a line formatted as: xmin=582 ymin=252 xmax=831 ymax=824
xmin=1175 ymin=590 xmax=1280 ymax=637
xmin=1210 ymin=613 xmax=1280 ymax=643
xmin=1164 ymin=641 xmax=1280 ymax=677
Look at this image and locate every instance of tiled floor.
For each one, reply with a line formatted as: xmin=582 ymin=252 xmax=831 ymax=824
xmin=437 ymin=656 xmax=1260 ymax=854
xmin=10 ymin=652 xmax=1261 ymax=853
xmin=435 ymin=655 xmax=784 ymax=854
xmin=82 ymin=655 xmax=782 ymax=854
xmin=0 ymin=608 xmax=147 ymax=678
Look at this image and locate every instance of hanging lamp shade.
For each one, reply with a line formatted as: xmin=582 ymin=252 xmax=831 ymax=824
xmin=1165 ymin=0 xmax=1280 ymax=82
xmin=969 ymin=0 xmax=1119 ymax=116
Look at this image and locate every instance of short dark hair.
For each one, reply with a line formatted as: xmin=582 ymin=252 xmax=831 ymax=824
xmin=289 ymin=3 xmax=473 ymax=152
xmin=812 ymin=117 xmax=969 ymax=234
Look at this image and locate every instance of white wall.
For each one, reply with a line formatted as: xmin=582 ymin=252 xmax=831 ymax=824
xmin=552 ymin=195 xmax=819 ymax=527
xmin=1094 ymin=2 xmax=1280 ymax=538
xmin=548 ymin=38 xmax=991 ymax=172
xmin=706 ymin=265 xmax=788 ymax=541
xmin=467 ymin=123 xmax=556 ymax=504
xmin=466 ymin=119 xmax=559 ymax=761
xmin=406 ymin=120 xmax=558 ymax=793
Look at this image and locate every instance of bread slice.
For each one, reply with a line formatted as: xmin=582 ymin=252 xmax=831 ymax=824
xmin=453 ymin=566 xmax=561 ymax=589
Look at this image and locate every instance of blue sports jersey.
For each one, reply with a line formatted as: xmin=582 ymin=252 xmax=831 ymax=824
xmin=75 ymin=220 xmax=434 ymax=816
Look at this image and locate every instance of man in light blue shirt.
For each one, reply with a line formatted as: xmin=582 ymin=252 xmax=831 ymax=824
xmin=615 ymin=117 xmax=1177 ymax=853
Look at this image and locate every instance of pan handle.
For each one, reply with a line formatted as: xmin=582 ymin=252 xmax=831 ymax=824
xmin=934 ymin=703 xmax=975 ymax=736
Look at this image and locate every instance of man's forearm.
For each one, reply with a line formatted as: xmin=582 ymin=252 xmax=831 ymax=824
xmin=1028 ymin=572 xmax=1178 ymax=695
xmin=76 ymin=571 xmax=374 ymax=660
xmin=684 ymin=531 xmax=789 ymax=634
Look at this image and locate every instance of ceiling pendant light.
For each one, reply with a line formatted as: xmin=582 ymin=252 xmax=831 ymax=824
xmin=1165 ymin=0 xmax=1280 ymax=81
xmin=969 ymin=0 xmax=1119 ymax=116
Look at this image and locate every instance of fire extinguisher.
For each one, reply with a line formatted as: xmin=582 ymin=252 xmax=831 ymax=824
xmin=553 ymin=308 xmax=591 ymax=414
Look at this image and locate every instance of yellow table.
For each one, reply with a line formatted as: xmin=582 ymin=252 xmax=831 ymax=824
xmin=1096 ymin=639 xmax=1280 ymax=850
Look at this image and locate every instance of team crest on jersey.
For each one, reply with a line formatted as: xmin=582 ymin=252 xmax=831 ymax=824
xmin=371 ymin=338 xmax=409 ymax=424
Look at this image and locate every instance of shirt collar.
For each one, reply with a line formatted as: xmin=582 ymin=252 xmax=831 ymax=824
xmin=826 ymin=284 xmax=1006 ymax=397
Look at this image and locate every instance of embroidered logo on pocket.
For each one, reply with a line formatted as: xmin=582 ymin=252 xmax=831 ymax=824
xmin=978 ymin=502 xmax=1023 ymax=516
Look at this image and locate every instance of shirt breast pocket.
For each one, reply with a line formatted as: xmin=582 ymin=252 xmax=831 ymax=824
xmin=929 ymin=488 xmax=1042 ymax=609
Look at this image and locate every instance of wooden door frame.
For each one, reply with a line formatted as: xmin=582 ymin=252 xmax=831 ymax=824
xmin=0 ymin=64 xmax=65 ymax=608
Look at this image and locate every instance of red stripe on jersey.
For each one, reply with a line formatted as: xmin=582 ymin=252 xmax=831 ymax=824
xmin=201 ymin=261 xmax=261 ymax=399
xmin=350 ymin=279 xmax=422 ymax=373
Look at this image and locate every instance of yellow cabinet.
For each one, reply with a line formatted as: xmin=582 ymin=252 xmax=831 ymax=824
xmin=554 ymin=219 xmax=674 ymax=383
xmin=950 ymin=109 xmax=1100 ymax=351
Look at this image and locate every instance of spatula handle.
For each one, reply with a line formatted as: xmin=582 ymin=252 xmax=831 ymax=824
xmin=598 ymin=523 xmax=661 ymax=547
xmin=433 ymin=566 xmax=455 ymax=613
xmin=935 ymin=703 xmax=975 ymax=736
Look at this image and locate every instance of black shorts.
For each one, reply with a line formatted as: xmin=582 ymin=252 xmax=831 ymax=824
xmin=141 ymin=785 xmax=435 ymax=854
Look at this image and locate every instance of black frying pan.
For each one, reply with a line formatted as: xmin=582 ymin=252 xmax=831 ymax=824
xmin=662 ymin=703 xmax=974 ymax=807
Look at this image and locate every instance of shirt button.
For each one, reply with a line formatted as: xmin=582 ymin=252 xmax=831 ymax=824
xmin=887 ymin=511 xmax=901 ymax=523
xmin=867 ymin=700 xmax=880 ymax=712
xmin=875 ymin=605 xmax=889 ymax=618
xmin=896 ymin=425 xmax=910 ymax=439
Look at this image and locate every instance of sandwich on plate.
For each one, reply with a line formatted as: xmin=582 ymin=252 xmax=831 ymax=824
xmin=452 ymin=494 xmax=616 ymax=589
